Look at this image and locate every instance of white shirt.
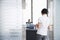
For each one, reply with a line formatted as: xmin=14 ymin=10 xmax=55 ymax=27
xmin=37 ymin=15 xmax=50 ymax=35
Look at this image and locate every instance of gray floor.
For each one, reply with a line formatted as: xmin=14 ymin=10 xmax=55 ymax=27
xmin=0 ymin=28 xmax=54 ymax=40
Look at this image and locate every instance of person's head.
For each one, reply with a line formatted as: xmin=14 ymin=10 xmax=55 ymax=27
xmin=41 ymin=8 xmax=48 ymax=15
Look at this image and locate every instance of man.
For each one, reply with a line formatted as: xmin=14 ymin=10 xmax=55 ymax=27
xmin=36 ymin=8 xmax=50 ymax=40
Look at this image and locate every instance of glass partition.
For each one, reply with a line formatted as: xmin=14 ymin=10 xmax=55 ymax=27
xmin=0 ymin=0 xmax=22 ymax=40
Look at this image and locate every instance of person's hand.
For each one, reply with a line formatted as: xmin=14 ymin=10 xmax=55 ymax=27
xmin=48 ymin=25 xmax=53 ymax=31
xmin=36 ymin=24 xmax=39 ymax=28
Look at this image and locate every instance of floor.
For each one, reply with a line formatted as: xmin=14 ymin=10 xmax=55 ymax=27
xmin=0 ymin=28 xmax=54 ymax=40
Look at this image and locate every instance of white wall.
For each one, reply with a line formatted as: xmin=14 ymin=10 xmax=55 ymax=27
xmin=54 ymin=0 xmax=60 ymax=40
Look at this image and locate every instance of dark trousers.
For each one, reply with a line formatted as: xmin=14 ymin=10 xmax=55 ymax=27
xmin=37 ymin=34 xmax=47 ymax=40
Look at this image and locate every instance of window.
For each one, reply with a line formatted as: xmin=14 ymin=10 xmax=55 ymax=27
xmin=33 ymin=0 xmax=47 ymax=24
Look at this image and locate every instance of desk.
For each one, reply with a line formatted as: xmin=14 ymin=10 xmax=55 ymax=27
xmin=26 ymin=29 xmax=37 ymax=40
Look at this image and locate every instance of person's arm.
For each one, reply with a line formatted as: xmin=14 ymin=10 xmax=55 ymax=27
xmin=48 ymin=19 xmax=53 ymax=31
xmin=48 ymin=25 xmax=53 ymax=31
xmin=36 ymin=18 xmax=42 ymax=29
xmin=36 ymin=22 xmax=40 ymax=29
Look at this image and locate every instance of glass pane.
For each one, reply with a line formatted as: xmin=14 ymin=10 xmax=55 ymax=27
xmin=0 ymin=0 xmax=22 ymax=40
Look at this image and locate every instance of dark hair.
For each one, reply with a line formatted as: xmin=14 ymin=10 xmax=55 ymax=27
xmin=41 ymin=8 xmax=48 ymax=15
